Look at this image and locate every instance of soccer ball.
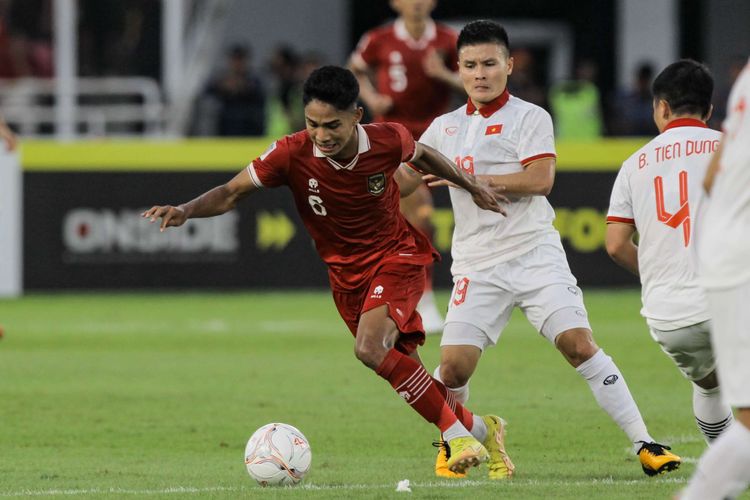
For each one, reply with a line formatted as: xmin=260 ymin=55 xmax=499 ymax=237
xmin=244 ymin=423 xmax=312 ymax=486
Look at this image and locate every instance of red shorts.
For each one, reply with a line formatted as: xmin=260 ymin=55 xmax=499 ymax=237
xmin=332 ymin=263 xmax=426 ymax=354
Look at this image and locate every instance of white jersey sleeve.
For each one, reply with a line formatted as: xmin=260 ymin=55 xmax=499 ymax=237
xmin=518 ymin=107 xmax=556 ymax=165
xmin=418 ymin=116 xmax=441 ymax=150
xmin=607 ymin=165 xmax=635 ymax=224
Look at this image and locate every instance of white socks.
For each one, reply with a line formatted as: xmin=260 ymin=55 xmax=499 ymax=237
xmin=442 ymin=420 xmax=472 ymax=442
xmin=575 ymin=349 xmax=653 ymax=452
xmin=433 ymin=366 xmax=485 ymax=442
xmin=693 ymin=384 xmax=733 ymax=443
xmin=682 ymin=421 xmax=750 ymax=500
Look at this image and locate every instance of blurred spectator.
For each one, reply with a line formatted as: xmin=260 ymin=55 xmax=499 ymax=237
xmin=0 ymin=0 xmax=53 ymax=78
xmin=286 ymin=51 xmax=324 ymax=132
xmin=79 ymin=0 xmax=160 ymax=78
xmin=549 ymin=59 xmax=603 ymax=140
xmin=266 ymin=45 xmax=300 ymax=136
xmin=205 ymin=44 xmax=266 ymax=137
xmin=610 ymin=62 xmax=657 ymax=136
xmin=709 ymin=56 xmax=746 ymax=129
xmin=507 ymin=47 xmax=547 ymax=108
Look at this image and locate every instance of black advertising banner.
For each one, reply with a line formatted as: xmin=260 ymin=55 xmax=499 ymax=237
xmin=23 ymin=171 xmax=637 ymax=290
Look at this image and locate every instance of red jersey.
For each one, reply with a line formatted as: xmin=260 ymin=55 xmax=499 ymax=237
xmin=248 ymin=122 xmax=439 ymax=291
xmin=352 ymin=19 xmax=458 ymax=138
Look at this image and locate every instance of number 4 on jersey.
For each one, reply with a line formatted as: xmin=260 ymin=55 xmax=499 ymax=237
xmin=654 ymin=170 xmax=690 ymax=246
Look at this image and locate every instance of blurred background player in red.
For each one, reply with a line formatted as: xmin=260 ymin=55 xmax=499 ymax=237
xmin=349 ymin=0 xmax=462 ymax=334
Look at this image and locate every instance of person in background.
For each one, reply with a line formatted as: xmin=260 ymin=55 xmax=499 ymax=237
xmin=549 ymin=59 xmax=603 ymax=140
xmin=205 ymin=44 xmax=266 ymax=137
xmin=349 ymin=0 xmax=463 ymax=334
xmin=610 ymin=62 xmax=657 ymax=136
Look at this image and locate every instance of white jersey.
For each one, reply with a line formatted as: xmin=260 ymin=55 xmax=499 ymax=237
xmin=699 ymin=59 xmax=750 ymax=289
xmin=608 ymin=119 xmax=720 ymax=330
xmin=420 ymin=91 xmax=559 ymax=275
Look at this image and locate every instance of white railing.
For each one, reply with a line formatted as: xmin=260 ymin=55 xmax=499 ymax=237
xmin=0 ymin=77 xmax=166 ymax=138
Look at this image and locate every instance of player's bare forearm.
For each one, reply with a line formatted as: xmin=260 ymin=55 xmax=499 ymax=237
xmin=412 ymin=142 xmax=508 ymax=214
xmin=605 ymin=223 xmax=639 ymax=276
xmin=703 ymin=139 xmax=723 ymax=194
xmin=482 ymin=158 xmax=556 ymax=197
xmin=394 ymin=164 xmax=423 ymax=198
xmin=143 ymin=169 xmax=256 ymax=231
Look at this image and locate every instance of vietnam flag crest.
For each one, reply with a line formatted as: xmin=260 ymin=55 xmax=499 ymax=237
xmin=485 ymin=124 xmax=503 ymax=135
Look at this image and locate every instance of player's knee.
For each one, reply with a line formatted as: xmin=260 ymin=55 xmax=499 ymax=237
xmin=439 ymin=362 xmax=471 ymax=388
xmin=354 ymin=330 xmax=389 ymax=369
xmin=556 ymin=328 xmax=599 ymax=367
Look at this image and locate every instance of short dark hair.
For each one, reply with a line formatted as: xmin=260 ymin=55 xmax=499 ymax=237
xmin=457 ymin=20 xmax=510 ymax=54
xmin=302 ymin=66 xmax=359 ymax=110
xmin=652 ymin=59 xmax=713 ymax=118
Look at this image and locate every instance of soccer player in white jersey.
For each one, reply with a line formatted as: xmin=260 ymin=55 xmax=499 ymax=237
xmin=680 ymin=57 xmax=750 ymax=500
xmin=606 ymin=60 xmax=733 ymax=445
xmin=396 ymin=19 xmax=680 ymax=479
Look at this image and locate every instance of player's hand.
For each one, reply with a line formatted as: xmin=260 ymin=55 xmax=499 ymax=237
xmin=369 ymin=94 xmax=393 ymax=115
xmin=424 ymin=174 xmax=509 ymax=215
xmin=142 ymin=205 xmax=188 ymax=232
xmin=469 ymin=177 xmax=508 ymax=215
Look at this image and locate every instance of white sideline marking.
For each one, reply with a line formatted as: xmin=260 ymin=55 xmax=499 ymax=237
xmin=0 ymin=477 xmax=688 ymax=497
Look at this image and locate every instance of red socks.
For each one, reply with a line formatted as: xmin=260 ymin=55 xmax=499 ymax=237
xmin=376 ymin=348 xmax=466 ymax=433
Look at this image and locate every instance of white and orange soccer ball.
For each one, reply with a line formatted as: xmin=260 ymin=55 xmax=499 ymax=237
xmin=244 ymin=423 xmax=312 ymax=486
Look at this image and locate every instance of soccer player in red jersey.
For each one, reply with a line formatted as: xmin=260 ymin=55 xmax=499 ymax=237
xmin=143 ymin=66 xmax=508 ymax=474
xmin=349 ymin=0 xmax=462 ymax=333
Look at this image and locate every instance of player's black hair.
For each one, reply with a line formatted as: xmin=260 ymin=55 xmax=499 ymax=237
xmin=302 ymin=66 xmax=359 ymax=111
xmin=652 ymin=59 xmax=713 ymax=118
xmin=457 ymin=20 xmax=510 ymax=54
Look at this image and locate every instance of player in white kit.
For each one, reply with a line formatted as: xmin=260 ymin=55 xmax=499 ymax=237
xmin=606 ymin=60 xmax=733 ymax=445
xmin=397 ymin=20 xmax=680 ymax=479
xmin=680 ymin=58 xmax=750 ymax=500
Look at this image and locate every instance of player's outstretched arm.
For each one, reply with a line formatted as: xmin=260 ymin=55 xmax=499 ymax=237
xmin=605 ymin=222 xmax=639 ymax=276
xmin=426 ymin=157 xmax=555 ymax=198
xmin=411 ymin=142 xmax=508 ymax=214
xmin=142 ymin=168 xmax=258 ymax=232
xmin=394 ymin=163 xmax=424 ymax=198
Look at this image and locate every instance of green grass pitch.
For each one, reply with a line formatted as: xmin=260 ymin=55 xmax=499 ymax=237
xmin=0 ymin=290 xmax=744 ymax=499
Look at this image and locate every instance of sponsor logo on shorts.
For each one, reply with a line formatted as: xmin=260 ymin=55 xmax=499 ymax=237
xmin=308 ymin=178 xmax=319 ymax=192
xmin=371 ymin=285 xmax=384 ymax=299
xmin=567 ymin=286 xmax=579 ymax=295
xmin=603 ymin=374 xmax=619 ymax=386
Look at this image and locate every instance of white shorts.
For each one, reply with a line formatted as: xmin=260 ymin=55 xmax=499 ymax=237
xmin=442 ymin=243 xmax=591 ymax=350
xmin=649 ymin=321 xmax=715 ymax=381
xmin=707 ymin=280 xmax=750 ymax=408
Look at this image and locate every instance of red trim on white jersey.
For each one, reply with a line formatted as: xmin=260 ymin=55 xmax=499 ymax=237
xmin=521 ymin=152 xmax=556 ymax=166
xmin=606 ymin=216 xmax=636 ymax=225
xmin=466 ymin=89 xmax=511 ymax=118
xmin=663 ymin=118 xmax=708 ymax=131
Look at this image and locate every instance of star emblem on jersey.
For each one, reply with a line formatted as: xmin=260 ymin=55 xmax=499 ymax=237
xmin=367 ymin=173 xmax=386 ymax=196
xmin=485 ymin=124 xmax=503 ymax=135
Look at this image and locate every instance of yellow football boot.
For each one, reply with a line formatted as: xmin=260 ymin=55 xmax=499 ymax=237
xmin=445 ymin=435 xmax=488 ymax=474
xmin=433 ymin=440 xmax=468 ymax=478
xmin=637 ymin=442 xmax=681 ymax=476
xmin=482 ymin=415 xmax=515 ymax=479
